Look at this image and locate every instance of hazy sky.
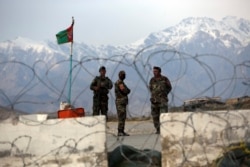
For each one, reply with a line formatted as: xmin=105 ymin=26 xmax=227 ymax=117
xmin=1 ymin=0 xmax=250 ymax=45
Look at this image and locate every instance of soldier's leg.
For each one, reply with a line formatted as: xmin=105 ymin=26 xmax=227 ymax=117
xmin=100 ymin=96 xmax=109 ymax=120
xmin=116 ymin=103 xmax=129 ymax=136
xmin=116 ymin=103 xmax=126 ymax=131
xmin=92 ymin=97 xmax=100 ymax=116
xmin=160 ymin=101 xmax=168 ymax=113
xmin=151 ymin=103 xmax=160 ymax=133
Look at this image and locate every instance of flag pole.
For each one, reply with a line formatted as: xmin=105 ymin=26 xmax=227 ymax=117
xmin=68 ymin=42 xmax=73 ymax=104
xmin=68 ymin=17 xmax=74 ymax=104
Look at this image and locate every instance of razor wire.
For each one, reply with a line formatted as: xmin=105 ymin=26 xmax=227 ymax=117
xmin=0 ymin=43 xmax=250 ymax=167
xmin=0 ymin=44 xmax=249 ymax=115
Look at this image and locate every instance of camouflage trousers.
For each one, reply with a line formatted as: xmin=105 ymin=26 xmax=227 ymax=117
xmin=92 ymin=95 xmax=109 ymax=120
xmin=115 ymin=101 xmax=127 ymax=131
xmin=151 ymin=101 xmax=168 ymax=131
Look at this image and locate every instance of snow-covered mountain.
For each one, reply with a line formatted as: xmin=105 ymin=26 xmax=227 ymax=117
xmin=0 ymin=16 xmax=249 ymax=115
xmin=133 ymin=16 xmax=250 ymax=54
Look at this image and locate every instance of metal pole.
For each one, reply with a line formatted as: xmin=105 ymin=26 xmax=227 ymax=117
xmin=67 ymin=17 xmax=74 ymax=104
xmin=68 ymin=42 xmax=73 ymax=104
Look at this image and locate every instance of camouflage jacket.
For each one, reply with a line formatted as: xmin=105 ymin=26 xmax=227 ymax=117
xmin=90 ymin=76 xmax=113 ymax=96
xmin=115 ymin=79 xmax=130 ymax=104
xmin=149 ymin=75 xmax=172 ymax=103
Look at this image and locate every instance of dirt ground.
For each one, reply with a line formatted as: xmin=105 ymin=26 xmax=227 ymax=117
xmin=106 ymin=120 xmax=161 ymax=152
xmin=106 ymin=119 xmax=156 ymax=135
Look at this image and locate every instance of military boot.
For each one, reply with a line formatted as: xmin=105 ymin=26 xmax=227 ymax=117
xmin=155 ymin=127 xmax=160 ymax=134
xmin=118 ymin=129 xmax=130 ymax=136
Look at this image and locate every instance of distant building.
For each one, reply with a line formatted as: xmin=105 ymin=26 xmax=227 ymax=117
xmin=183 ymin=96 xmax=224 ymax=111
xmin=226 ymin=96 xmax=250 ymax=105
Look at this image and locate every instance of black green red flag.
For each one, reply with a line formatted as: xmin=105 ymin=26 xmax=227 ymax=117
xmin=56 ymin=20 xmax=74 ymax=44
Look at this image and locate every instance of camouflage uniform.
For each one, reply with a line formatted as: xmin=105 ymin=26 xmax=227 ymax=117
xmin=149 ymin=75 xmax=172 ymax=133
xmin=115 ymin=78 xmax=130 ymax=134
xmin=90 ymin=76 xmax=113 ymax=119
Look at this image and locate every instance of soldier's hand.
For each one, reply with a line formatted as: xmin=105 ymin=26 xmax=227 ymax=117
xmin=119 ymin=84 xmax=125 ymax=91
xmin=94 ymin=86 xmax=99 ymax=91
xmin=100 ymin=82 xmax=105 ymax=87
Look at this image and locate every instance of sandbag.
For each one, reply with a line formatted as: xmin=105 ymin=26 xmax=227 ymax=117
xmin=108 ymin=145 xmax=161 ymax=167
xmin=212 ymin=142 xmax=250 ymax=167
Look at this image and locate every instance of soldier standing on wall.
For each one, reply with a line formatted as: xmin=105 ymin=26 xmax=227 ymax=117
xmin=90 ymin=66 xmax=113 ymax=121
xmin=115 ymin=70 xmax=130 ymax=136
xmin=149 ymin=66 xmax=172 ymax=134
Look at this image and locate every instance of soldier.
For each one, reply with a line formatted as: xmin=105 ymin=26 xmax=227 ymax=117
xmin=149 ymin=66 xmax=172 ymax=134
xmin=115 ymin=70 xmax=130 ymax=136
xmin=90 ymin=66 xmax=113 ymax=120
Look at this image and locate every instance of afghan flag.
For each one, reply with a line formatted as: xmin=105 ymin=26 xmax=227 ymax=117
xmin=56 ymin=19 xmax=74 ymax=44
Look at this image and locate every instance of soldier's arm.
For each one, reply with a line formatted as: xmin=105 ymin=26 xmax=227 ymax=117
xmin=149 ymin=78 xmax=153 ymax=92
xmin=124 ymin=85 xmax=131 ymax=94
xmin=119 ymin=83 xmax=130 ymax=95
xmin=165 ymin=77 xmax=172 ymax=94
xmin=90 ymin=77 xmax=99 ymax=91
xmin=107 ymin=78 xmax=113 ymax=89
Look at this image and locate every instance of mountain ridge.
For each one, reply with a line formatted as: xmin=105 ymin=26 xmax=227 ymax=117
xmin=133 ymin=16 xmax=250 ymax=51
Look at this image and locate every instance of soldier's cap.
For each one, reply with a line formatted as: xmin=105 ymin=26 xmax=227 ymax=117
xmin=119 ymin=70 xmax=126 ymax=76
xmin=153 ymin=66 xmax=161 ymax=73
xmin=99 ymin=66 xmax=106 ymax=72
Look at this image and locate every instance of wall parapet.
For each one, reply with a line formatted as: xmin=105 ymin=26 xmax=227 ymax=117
xmin=160 ymin=110 xmax=250 ymax=167
xmin=0 ymin=115 xmax=107 ymax=167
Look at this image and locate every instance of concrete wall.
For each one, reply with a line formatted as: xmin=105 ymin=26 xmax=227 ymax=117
xmin=0 ymin=115 xmax=107 ymax=167
xmin=160 ymin=110 xmax=250 ymax=167
xmin=1 ymin=110 xmax=250 ymax=167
